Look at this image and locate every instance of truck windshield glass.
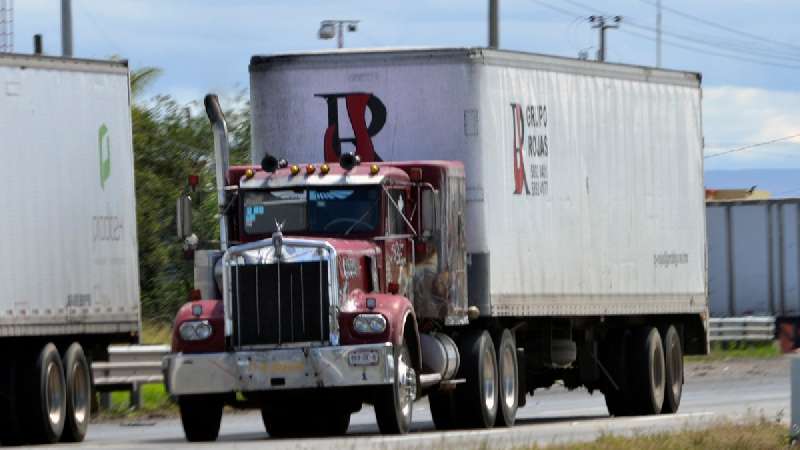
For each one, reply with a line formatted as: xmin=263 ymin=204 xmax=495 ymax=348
xmin=243 ymin=188 xmax=380 ymax=235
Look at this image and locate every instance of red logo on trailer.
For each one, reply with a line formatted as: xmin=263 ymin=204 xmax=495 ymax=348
xmin=510 ymin=103 xmax=529 ymax=195
xmin=315 ymin=92 xmax=387 ymax=162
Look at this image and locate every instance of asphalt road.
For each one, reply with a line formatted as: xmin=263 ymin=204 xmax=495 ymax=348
xmin=37 ymin=358 xmax=791 ymax=449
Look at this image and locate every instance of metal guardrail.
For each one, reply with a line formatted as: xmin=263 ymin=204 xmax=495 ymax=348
xmin=708 ymin=316 xmax=776 ymax=342
xmin=92 ymin=345 xmax=169 ymax=409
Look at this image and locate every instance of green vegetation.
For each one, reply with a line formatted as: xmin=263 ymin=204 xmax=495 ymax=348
xmin=97 ymin=384 xmax=175 ymax=419
xmin=140 ymin=320 xmax=172 ymax=345
xmin=687 ymin=341 xmax=782 ymax=362
xmin=130 ymin=67 xmax=250 ymax=323
xmin=529 ymin=419 xmax=788 ymax=450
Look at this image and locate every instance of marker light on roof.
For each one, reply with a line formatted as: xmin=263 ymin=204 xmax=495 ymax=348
xmin=306 ymin=164 xmax=316 ymax=175
xmin=320 ymin=163 xmax=330 ymax=175
xmin=244 ymin=168 xmax=255 ymax=179
xmin=370 ymin=164 xmax=380 ymax=175
xmin=290 ymin=164 xmax=300 ymax=176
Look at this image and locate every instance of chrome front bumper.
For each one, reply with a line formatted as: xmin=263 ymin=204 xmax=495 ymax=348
xmin=162 ymin=343 xmax=394 ymax=396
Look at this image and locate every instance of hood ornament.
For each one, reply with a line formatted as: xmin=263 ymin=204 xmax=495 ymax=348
xmin=272 ymin=219 xmax=285 ymax=257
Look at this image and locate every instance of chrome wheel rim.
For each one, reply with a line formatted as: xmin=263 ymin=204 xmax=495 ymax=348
xmin=501 ymin=345 xmax=516 ymax=409
xmin=482 ymin=347 xmax=497 ymax=412
xmin=652 ymin=343 xmax=665 ymax=407
xmin=397 ymin=349 xmax=416 ymax=421
xmin=71 ymin=361 xmax=90 ymax=426
xmin=46 ymin=361 xmax=65 ymax=426
xmin=669 ymin=336 xmax=682 ymax=397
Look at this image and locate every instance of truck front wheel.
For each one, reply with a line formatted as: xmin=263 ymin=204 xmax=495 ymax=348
xmin=178 ymin=394 xmax=223 ymax=442
xmin=61 ymin=343 xmax=91 ymax=442
xmin=375 ymin=341 xmax=417 ymax=434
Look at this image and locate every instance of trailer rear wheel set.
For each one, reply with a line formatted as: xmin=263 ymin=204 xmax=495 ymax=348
xmin=601 ymin=324 xmax=683 ymax=417
xmin=0 ymin=341 xmax=92 ymax=445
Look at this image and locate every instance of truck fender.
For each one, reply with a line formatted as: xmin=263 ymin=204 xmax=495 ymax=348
xmin=171 ymin=299 xmax=225 ymax=353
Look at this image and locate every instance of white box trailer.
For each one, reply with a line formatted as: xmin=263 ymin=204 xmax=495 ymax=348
xmin=0 ymin=54 xmax=139 ymax=444
xmin=250 ymin=48 xmax=707 ymax=321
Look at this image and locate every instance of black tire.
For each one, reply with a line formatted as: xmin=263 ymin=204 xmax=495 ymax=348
xmin=375 ymin=341 xmax=417 ymax=434
xmin=661 ymin=325 xmax=683 ymax=414
xmin=23 ymin=343 xmax=67 ymax=444
xmin=429 ymin=389 xmax=458 ymax=430
xmin=179 ymin=394 xmax=223 ymax=442
xmin=61 ymin=343 xmax=91 ymax=442
xmin=494 ymin=329 xmax=518 ymax=427
xmin=0 ymin=356 xmax=24 ymax=445
xmin=455 ymin=330 xmax=498 ymax=429
xmin=629 ymin=326 xmax=666 ymax=415
xmin=602 ymin=329 xmax=632 ymax=417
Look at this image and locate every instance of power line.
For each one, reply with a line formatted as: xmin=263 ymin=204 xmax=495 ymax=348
xmin=704 ymin=133 xmax=800 ymax=159
xmin=531 ymin=0 xmax=800 ymax=70
xmin=636 ymin=0 xmax=800 ymax=53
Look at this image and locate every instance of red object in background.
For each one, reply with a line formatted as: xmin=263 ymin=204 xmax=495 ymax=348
xmin=778 ymin=319 xmax=800 ymax=353
xmin=188 ymin=174 xmax=200 ymax=191
xmin=387 ymin=282 xmax=399 ymax=295
xmin=189 ymin=289 xmax=202 ymax=301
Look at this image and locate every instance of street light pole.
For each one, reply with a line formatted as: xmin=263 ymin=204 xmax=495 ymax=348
xmin=318 ymin=20 xmax=359 ymax=49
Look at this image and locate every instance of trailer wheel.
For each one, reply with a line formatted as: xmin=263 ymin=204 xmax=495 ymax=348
xmin=494 ymin=329 xmax=518 ymax=427
xmin=602 ymin=329 xmax=632 ymax=417
xmin=178 ymin=394 xmax=223 ymax=442
xmin=629 ymin=326 xmax=665 ymax=415
xmin=23 ymin=343 xmax=67 ymax=444
xmin=455 ymin=330 xmax=498 ymax=428
xmin=61 ymin=343 xmax=90 ymax=442
xmin=429 ymin=389 xmax=458 ymax=430
xmin=661 ymin=325 xmax=683 ymax=414
xmin=375 ymin=340 xmax=417 ymax=434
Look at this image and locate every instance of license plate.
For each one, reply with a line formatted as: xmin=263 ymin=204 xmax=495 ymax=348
xmin=348 ymin=350 xmax=380 ymax=366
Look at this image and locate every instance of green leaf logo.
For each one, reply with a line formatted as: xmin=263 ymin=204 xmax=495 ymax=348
xmin=98 ymin=124 xmax=111 ymax=189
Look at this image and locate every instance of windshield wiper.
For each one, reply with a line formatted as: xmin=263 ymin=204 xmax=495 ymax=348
xmin=344 ymin=207 xmax=374 ymax=236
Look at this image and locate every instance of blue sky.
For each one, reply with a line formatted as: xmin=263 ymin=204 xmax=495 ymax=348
xmin=11 ymin=0 xmax=800 ymax=171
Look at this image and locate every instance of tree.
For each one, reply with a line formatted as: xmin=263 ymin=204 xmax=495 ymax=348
xmin=130 ymin=67 xmax=249 ymax=321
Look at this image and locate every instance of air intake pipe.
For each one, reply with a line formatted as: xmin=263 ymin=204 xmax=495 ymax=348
xmin=204 ymin=94 xmax=230 ymax=250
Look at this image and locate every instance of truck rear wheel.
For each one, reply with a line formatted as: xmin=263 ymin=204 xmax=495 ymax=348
xmin=455 ymin=330 xmax=498 ymax=429
xmin=629 ymin=326 xmax=665 ymax=415
xmin=375 ymin=341 xmax=417 ymax=434
xmin=179 ymin=394 xmax=223 ymax=442
xmin=494 ymin=329 xmax=518 ymax=427
xmin=23 ymin=343 xmax=67 ymax=444
xmin=661 ymin=325 xmax=683 ymax=414
xmin=61 ymin=343 xmax=91 ymax=442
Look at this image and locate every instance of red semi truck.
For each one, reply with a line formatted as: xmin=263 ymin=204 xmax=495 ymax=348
xmin=163 ymin=48 xmax=708 ymax=441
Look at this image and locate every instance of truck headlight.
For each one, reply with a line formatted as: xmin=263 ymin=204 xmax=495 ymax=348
xmin=353 ymin=314 xmax=387 ymax=334
xmin=179 ymin=320 xmax=213 ymax=341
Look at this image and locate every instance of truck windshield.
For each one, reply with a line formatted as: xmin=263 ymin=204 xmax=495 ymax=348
xmin=242 ymin=187 xmax=381 ymax=235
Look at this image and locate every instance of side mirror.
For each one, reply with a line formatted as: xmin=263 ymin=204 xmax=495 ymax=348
xmin=420 ymin=189 xmax=438 ymax=239
xmin=176 ymin=194 xmax=193 ymax=240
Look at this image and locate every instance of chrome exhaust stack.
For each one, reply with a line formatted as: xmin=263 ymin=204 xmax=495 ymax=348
xmin=204 ymin=94 xmax=231 ymax=250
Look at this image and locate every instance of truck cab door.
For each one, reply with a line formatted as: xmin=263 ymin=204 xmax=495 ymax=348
xmin=379 ymin=189 xmax=413 ymax=300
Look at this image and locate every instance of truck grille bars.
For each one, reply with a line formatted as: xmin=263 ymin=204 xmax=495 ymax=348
xmin=231 ymin=260 xmax=330 ymax=347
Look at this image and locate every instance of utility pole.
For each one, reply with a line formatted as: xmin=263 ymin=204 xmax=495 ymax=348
xmin=656 ymin=0 xmax=662 ymax=67
xmin=0 ymin=0 xmax=13 ymax=53
xmin=488 ymin=0 xmax=499 ymax=49
xmin=589 ymin=15 xmax=621 ymax=62
xmin=61 ymin=0 xmax=73 ymax=57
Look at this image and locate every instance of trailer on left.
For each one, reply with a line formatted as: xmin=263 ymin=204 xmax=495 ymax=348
xmin=0 ymin=54 xmax=140 ymax=445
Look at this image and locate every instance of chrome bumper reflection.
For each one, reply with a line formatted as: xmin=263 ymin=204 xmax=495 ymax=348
xmin=162 ymin=343 xmax=394 ymax=396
